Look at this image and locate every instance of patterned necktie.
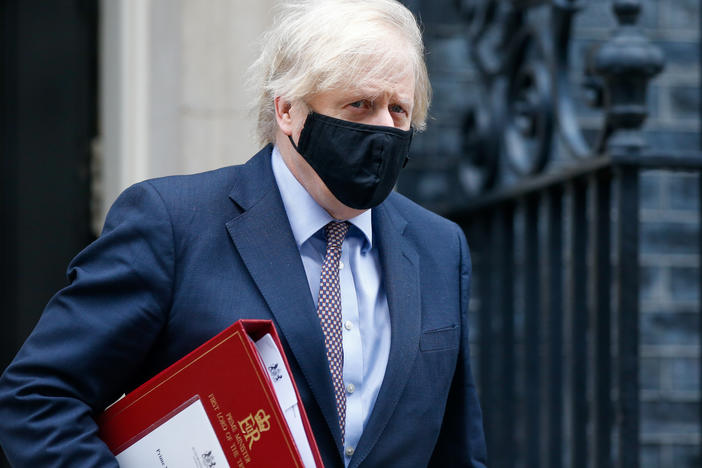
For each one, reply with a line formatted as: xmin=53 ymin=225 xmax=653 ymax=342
xmin=317 ymin=221 xmax=350 ymax=443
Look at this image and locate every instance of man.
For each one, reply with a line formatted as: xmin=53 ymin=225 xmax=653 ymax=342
xmin=0 ymin=1 xmax=486 ymax=466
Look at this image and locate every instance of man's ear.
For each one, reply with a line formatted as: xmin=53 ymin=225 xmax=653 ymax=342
xmin=274 ymin=96 xmax=295 ymax=136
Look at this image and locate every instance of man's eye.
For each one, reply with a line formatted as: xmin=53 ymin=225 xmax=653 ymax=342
xmin=350 ymin=100 xmax=367 ymax=108
xmin=390 ymin=104 xmax=406 ymax=114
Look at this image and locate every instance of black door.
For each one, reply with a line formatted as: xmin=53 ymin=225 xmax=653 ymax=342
xmin=1 ymin=1 xmax=97 ymax=463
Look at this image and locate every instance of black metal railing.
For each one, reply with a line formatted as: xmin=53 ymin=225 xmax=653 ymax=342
xmin=454 ymin=154 xmax=702 ymax=468
xmin=437 ymin=0 xmax=702 ymax=467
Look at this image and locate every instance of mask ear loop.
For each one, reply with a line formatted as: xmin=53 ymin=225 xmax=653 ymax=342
xmin=402 ymin=127 xmax=415 ymax=168
xmin=288 ymin=134 xmax=301 ymax=154
xmin=287 ymin=105 xmax=315 ymax=154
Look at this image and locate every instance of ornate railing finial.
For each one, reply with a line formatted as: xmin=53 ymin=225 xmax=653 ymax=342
xmin=613 ymin=0 xmax=641 ymax=25
xmin=452 ymin=0 xmax=666 ymax=199
xmin=592 ymin=0 xmax=664 ymax=155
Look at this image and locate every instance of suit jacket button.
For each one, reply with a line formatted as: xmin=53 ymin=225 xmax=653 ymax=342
xmin=345 ymin=447 xmax=355 ymax=457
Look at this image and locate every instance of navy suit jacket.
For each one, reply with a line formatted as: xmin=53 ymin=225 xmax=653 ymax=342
xmin=0 ymin=146 xmax=487 ymax=467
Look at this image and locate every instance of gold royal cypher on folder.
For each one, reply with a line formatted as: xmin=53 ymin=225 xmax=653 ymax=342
xmin=238 ymin=409 xmax=272 ymax=449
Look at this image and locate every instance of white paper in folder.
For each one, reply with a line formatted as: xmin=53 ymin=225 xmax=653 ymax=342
xmin=254 ymin=334 xmax=317 ymax=468
xmin=115 ymin=398 xmax=230 ymax=467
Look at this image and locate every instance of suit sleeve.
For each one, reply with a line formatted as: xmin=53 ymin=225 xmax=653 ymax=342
xmin=0 ymin=181 xmax=175 ymax=467
xmin=429 ymin=227 xmax=488 ymax=467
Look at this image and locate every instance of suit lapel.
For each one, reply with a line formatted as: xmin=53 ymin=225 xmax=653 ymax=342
xmin=225 ymin=151 xmax=422 ymax=463
xmin=224 ymin=148 xmax=344 ymax=452
xmin=351 ymin=200 xmax=422 ymax=467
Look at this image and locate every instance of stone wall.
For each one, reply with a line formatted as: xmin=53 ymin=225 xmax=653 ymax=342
xmin=96 ymin=0 xmax=276 ymax=229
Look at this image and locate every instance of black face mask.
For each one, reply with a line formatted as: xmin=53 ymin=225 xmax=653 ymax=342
xmin=288 ymin=112 xmax=413 ymax=210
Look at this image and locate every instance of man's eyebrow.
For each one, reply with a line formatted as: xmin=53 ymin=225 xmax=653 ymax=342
xmin=339 ymin=87 xmax=413 ymax=109
xmin=346 ymin=88 xmax=381 ymax=100
xmin=359 ymin=90 xmax=412 ymax=102
xmin=393 ymin=95 xmax=413 ymax=110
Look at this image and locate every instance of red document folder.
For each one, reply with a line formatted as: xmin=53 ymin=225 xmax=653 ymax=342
xmin=98 ymin=319 xmax=324 ymax=468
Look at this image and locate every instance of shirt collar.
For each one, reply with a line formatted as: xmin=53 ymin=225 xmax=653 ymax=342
xmin=271 ymin=145 xmax=373 ymax=251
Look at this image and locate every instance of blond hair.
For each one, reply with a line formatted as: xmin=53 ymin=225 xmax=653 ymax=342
xmin=248 ymin=0 xmax=431 ymax=146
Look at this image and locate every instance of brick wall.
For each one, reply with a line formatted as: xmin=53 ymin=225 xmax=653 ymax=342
xmin=398 ymin=0 xmax=700 ymax=466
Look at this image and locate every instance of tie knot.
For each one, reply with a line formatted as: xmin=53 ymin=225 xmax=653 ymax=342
xmin=325 ymin=221 xmax=350 ymax=249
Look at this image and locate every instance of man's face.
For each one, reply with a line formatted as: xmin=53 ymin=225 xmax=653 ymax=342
xmin=301 ymin=72 xmax=414 ymax=131
xmin=275 ymin=61 xmax=415 ymax=220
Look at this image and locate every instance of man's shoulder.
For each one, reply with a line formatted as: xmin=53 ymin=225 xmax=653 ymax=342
xmin=384 ymin=191 xmax=460 ymax=234
xmin=133 ymin=146 xmax=273 ymax=210
xmin=144 ymin=165 xmax=241 ymax=202
xmin=381 ymin=192 xmax=468 ymax=268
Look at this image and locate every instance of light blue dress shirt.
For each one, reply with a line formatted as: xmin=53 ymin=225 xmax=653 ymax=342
xmin=271 ymin=146 xmax=391 ymax=464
